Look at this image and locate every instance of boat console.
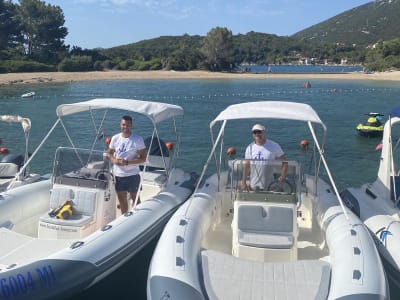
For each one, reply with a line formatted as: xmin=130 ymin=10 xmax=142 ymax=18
xmin=229 ymin=159 xmax=301 ymax=262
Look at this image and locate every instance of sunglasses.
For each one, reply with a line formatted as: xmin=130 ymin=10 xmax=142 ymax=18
xmin=252 ymin=130 xmax=263 ymax=134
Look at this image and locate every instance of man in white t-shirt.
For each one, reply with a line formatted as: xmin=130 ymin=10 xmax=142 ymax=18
xmin=241 ymin=124 xmax=288 ymax=191
xmin=108 ymin=115 xmax=147 ymax=213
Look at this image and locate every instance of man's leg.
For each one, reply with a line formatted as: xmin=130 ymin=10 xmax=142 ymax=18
xmin=117 ymin=191 xmax=129 ymax=214
xmin=129 ymin=174 xmax=141 ymax=207
xmin=130 ymin=192 xmax=140 ymax=207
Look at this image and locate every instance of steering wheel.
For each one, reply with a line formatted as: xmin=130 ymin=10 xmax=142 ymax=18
xmin=267 ymin=179 xmax=293 ymax=194
xmin=95 ymin=170 xmax=110 ymax=180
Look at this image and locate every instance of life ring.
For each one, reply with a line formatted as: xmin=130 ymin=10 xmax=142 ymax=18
xmin=0 ymin=147 xmax=9 ymax=154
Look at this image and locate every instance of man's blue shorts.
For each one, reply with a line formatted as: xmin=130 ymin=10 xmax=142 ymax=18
xmin=115 ymin=174 xmax=141 ymax=193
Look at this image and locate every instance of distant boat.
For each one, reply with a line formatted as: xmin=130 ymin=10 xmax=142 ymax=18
xmin=356 ymin=112 xmax=384 ymax=137
xmin=21 ymin=91 xmax=35 ymax=98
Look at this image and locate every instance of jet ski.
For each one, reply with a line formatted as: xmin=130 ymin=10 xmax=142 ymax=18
xmin=356 ymin=112 xmax=384 ymax=137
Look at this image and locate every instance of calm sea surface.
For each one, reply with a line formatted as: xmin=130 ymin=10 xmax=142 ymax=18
xmin=1 ymin=76 xmax=399 ymax=299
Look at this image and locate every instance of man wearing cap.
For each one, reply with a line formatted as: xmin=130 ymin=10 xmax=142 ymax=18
xmin=241 ymin=123 xmax=288 ymax=191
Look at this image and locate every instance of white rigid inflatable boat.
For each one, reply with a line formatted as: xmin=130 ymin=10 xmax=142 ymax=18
xmin=0 ymin=98 xmax=197 ymax=300
xmin=148 ymin=101 xmax=389 ymax=300
xmin=342 ymin=107 xmax=400 ymax=289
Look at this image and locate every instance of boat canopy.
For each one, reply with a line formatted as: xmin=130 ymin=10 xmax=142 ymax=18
xmin=390 ymin=107 xmax=400 ymax=118
xmin=198 ymin=100 xmax=347 ymax=218
xmin=0 ymin=115 xmax=31 ymax=133
xmin=210 ymin=101 xmax=325 ymax=130
xmin=56 ymin=98 xmax=184 ymax=124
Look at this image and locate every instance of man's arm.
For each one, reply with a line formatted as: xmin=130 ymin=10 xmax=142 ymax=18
xmin=241 ymin=160 xmax=250 ymax=190
xmin=278 ymin=154 xmax=288 ymax=182
xmin=126 ymin=148 xmax=147 ymax=165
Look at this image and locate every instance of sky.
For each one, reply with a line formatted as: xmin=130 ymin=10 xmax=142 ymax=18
xmin=43 ymin=0 xmax=373 ymax=49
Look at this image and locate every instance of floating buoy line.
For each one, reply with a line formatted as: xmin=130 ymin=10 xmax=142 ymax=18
xmin=0 ymin=87 xmax=396 ymax=101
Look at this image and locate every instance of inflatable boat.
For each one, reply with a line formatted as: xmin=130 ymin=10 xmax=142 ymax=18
xmin=148 ymin=101 xmax=388 ymax=300
xmin=342 ymin=107 xmax=400 ymax=289
xmin=0 ymin=98 xmax=196 ymax=300
xmin=20 ymin=92 xmax=35 ymax=98
xmin=0 ymin=115 xmax=41 ymax=192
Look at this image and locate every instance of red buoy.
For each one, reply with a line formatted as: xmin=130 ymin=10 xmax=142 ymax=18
xmin=105 ymin=137 xmax=111 ymax=145
xmin=0 ymin=147 xmax=9 ymax=154
xmin=300 ymin=139 xmax=309 ymax=151
xmin=227 ymin=147 xmax=236 ymax=156
xmin=165 ymin=141 xmax=174 ymax=150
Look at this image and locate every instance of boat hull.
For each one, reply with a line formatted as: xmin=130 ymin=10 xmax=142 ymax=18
xmin=0 ymin=172 xmax=196 ymax=300
xmin=148 ymin=173 xmax=388 ymax=300
xmin=342 ymin=186 xmax=400 ymax=290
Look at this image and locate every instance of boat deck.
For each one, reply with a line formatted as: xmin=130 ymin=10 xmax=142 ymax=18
xmin=202 ymin=194 xmax=329 ymax=261
xmin=0 ymin=228 xmax=73 ymax=271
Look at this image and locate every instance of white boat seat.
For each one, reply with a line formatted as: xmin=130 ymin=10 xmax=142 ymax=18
xmin=238 ymin=231 xmax=293 ymax=249
xmin=238 ymin=205 xmax=294 ymax=249
xmin=0 ymin=163 xmax=18 ymax=178
xmin=39 ymin=186 xmax=97 ymax=227
xmin=201 ymin=249 xmax=331 ymax=300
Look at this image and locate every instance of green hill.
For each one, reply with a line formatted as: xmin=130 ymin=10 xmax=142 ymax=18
xmin=292 ymin=0 xmax=400 ymax=46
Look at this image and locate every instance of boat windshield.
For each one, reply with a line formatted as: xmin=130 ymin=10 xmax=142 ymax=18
xmin=227 ymin=159 xmax=301 ymax=205
xmin=52 ymin=147 xmax=110 ymax=189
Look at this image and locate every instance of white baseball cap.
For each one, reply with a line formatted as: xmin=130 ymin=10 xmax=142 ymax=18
xmin=251 ymin=124 xmax=266 ymax=131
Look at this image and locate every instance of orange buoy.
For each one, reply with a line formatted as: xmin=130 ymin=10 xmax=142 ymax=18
xmin=0 ymin=147 xmax=9 ymax=154
xmin=300 ymin=139 xmax=309 ymax=151
xmin=105 ymin=137 xmax=111 ymax=145
xmin=165 ymin=141 xmax=174 ymax=150
xmin=227 ymin=147 xmax=236 ymax=156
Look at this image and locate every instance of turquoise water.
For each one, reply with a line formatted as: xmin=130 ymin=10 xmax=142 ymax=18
xmin=1 ymin=78 xmax=400 ymax=299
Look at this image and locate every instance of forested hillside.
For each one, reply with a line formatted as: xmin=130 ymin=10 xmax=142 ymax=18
xmin=1 ymin=0 xmax=399 ymax=73
xmin=292 ymin=0 xmax=400 ymax=46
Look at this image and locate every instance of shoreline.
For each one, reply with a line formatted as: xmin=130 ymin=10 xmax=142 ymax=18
xmin=1 ymin=70 xmax=400 ymax=85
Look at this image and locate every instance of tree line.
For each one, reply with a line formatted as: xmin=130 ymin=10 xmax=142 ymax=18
xmin=1 ymin=0 xmax=399 ymax=73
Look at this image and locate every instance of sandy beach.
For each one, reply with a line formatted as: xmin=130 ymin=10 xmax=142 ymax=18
xmin=1 ymin=70 xmax=400 ymax=85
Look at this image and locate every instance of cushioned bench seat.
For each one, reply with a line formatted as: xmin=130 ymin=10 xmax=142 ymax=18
xmin=39 ymin=186 xmax=97 ymax=227
xmin=237 ymin=205 xmax=294 ymax=249
xmin=201 ymin=249 xmax=331 ymax=300
xmin=238 ymin=231 xmax=294 ymax=249
xmin=0 ymin=163 xmax=18 ymax=178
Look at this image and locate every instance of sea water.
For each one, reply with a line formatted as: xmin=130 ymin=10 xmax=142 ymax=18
xmin=1 ymin=77 xmax=399 ymax=299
